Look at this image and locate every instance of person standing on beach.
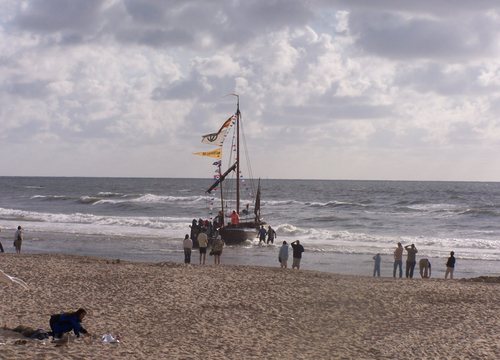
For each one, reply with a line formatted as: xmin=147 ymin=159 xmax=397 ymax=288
xmin=183 ymin=234 xmax=193 ymax=264
xmin=373 ymin=253 xmax=381 ymax=277
xmin=212 ymin=237 xmax=224 ymax=265
xmin=445 ymin=251 xmax=455 ymax=279
xmin=267 ymin=226 xmax=277 ymax=245
xmin=393 ymin=242 xmax=403 ymax=278
xmin=197 ymin=231 xmax=208 ymax=265
xmin=14 ymin=226 xmax=23 ymax=254
xmin=290 ymin=240 xmax=304 ymax=269
xmin=278 ymin=241 xmax=289 ymax=268
xmin=404 ymin=244 xmax=418 ymax=278
xmin=419 ymin=258 xmax=431 ymax=278
xmin=0 ymin=227 xmax=4 ymax=253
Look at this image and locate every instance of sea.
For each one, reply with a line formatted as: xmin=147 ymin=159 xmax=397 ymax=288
xmin=0 ymin=177 xmax=499 ymax=279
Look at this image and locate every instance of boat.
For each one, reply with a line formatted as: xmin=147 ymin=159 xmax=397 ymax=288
xmin=193 ymin=95 xmax=265 ymax=245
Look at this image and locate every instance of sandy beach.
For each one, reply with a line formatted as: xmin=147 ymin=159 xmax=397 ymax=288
xmin=1 ymin=253 xmax=499 ymax=359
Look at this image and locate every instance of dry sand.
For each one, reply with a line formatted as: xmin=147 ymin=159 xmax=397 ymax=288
xmin=0 ymin=253 xmax=499 ymax=359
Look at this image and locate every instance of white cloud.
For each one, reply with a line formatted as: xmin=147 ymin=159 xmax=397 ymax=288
xmin=0 ymin=0 xmax=499 ymax=180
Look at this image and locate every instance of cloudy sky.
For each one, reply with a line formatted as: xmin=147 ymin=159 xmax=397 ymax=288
xmin=1 ymin=0 xmax=500 ymax=181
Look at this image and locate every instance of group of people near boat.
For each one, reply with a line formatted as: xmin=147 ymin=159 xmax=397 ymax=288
xmin=183 ymin=231 xmax=224 ymax=265
xmin=278 ymin=240 xmax=304 ymax=269
xmin=189 ymin=218 xmax=219 ymax=246
xmin=258 ymin=225 xmax=277 ymax=245
xmin=372 ymin=242 xmax=456 ymax=279
xmin=184 ymin=220 xmax=309 ymax=269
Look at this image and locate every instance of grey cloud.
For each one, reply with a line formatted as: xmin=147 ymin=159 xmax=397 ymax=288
xmin=261 ymin=101 xmax=393 ymax=127
xmin=122 ymin=0 xmax=168 ymax=24
xmin=152 ymin=79 xmax=205 ymax=101
xmin=115 ymin=28 xmax=194 ymax=47
xmin=234 ymin=1 xmax=313 ymax=29
xmin=324 ymin=0 xmax=500 ymax=17
xmin=396 ymin=63 xmax=500 ymax=96
xmin=13 ymin=0 xmax=104 ymax=33
xmin=10 ymin=0 xmax=314 ymax=49
xmin=4 ymin=79 xmax=49 ymax=98
xmin=349 ymin=11 xmax=498 ymax=60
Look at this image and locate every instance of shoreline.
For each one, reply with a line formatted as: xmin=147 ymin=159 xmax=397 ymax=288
xmin=2 ymin=241 xmax=498 ymax=279
xmin=1 ymin=253 xmax=499 ymax=359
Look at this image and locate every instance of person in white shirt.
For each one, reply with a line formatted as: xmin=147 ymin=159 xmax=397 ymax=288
xmin=197 ymin=232 xmax=208 ymax=265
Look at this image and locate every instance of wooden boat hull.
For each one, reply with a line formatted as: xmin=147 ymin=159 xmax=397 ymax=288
xmin=219 ymin=222 xmax=260 ymax=245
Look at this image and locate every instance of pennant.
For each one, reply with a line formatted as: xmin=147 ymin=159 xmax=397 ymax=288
xmin=201 ymin=115 xmax=236 ymax=146
xmin=193 ymin=148 xmax=222 ymax=159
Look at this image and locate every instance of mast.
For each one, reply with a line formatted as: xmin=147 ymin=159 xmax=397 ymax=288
xmin=218 ymin=161 xmax=225 ymax=226
xmin=234 ymin=94 xmax=241 ymax=214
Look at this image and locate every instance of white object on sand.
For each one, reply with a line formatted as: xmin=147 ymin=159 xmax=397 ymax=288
xmin=0 ymin=270 xmax=29 ymax=290
xmin=101 ymin=334 xmax=119 ymax=344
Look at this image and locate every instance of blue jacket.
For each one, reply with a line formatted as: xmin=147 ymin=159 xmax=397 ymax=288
xmin=50 ymin=313 xmax=87 ymax=337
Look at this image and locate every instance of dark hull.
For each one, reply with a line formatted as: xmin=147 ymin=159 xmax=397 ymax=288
xmin=219 ymin=222 xmax=260 ymax=245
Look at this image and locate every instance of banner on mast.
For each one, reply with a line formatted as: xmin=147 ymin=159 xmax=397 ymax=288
xmin=193 ymin=148 xmax=222 ymax=159
xmin=201 ymin=115 xmax=236 ymax=146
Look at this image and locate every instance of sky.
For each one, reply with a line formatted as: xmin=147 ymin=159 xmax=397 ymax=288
xmin=1 ymin=0 xmax=500 ymax=181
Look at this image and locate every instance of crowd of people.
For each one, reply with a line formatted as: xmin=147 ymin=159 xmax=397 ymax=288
xmin=183 ymin=223 xmax=304 ymax=268
xmin=1 ymin=223 xmax=457 ymax=279
xmin=184 ymin=221 xmax=460 ymax=278
xmin=373 ymin=242 xmax=456 ymax=279
xmin=183 ymin=230 xmax=225 ymax=266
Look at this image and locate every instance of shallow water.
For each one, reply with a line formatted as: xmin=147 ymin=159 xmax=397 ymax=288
xmin=0 ymin=177 xmax=499 ymax=278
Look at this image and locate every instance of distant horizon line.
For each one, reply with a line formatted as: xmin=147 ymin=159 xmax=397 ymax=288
xmin=0 ymin=175 xmax=498 ymax=183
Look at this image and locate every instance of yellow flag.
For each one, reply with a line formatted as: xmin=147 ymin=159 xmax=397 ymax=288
xmin=193 ymin=148 xmax=222 ymax=159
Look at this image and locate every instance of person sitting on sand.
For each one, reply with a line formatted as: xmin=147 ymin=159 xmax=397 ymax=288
xmin=290 ymin=240 xmax=304 ymax=269
xmin=212 ymin=236 xmax=224 ymax=265
xmin=445 ymin=251 xmax=456 ymax=279
xmin=49 ymin=308 xmax=89 ymax=339
xmin=419 ymin=258 xmax=432 ymax=278
xmin=373 ymin=253 xmax=381 ymax=277
xmin=278 ymin=241 xmax=289 ymax=268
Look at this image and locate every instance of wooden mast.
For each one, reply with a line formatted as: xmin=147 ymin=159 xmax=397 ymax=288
xmin=235 ymin=94 xmax=240 ymax=214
